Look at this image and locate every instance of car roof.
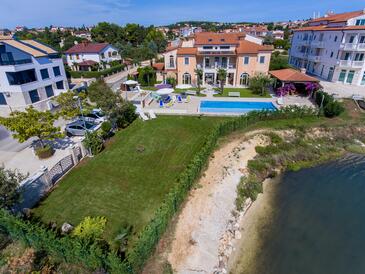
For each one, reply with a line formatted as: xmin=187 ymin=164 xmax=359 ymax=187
xmin=67 ymin=120 xmax=93 ymax=126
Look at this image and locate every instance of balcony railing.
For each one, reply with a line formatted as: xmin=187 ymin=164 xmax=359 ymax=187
xmin=0 ymin=59 xmax=32 ymax=66
xmin=340 ymin=43 xmax=365 ymax=51
xmin=308 ymin=55 xmax=321 ymax=62
xmin=201 ymin=63 xmax=236 ymax=69
xmin=311 ymin=41 xmax=325 ymax=48
xmin=198 ymin=50 xmax=236 ymax=55
xmin=338 ymin=60 xmax=364 ymax=67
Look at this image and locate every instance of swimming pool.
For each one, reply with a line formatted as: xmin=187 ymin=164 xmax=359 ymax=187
xmin=200 ymin=100 xmax=277 ymax=114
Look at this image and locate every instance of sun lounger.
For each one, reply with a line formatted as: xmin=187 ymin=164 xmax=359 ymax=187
xmin=138 ymin=111 xmax=149 ymax=121
xmin=228 ymin=92 xmax=240 ymax=97
xmin=185 ymin=90 xmax=197 ymax=96
xmin=148 ymin=110 xmax=157 ymax=119
xmin=185 ymin=95 xmax=191 ymax=103
xmin=277 ymin=97 xmax=284 ymax=105
xmin=159 ymin=100 xmax=164 ymax=108
xmin=177 ymin=95 xmax=183 ymax=103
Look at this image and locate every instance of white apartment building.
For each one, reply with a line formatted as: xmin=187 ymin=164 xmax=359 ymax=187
xmin=289 ymin=10 xmax=365 ymax=86
xmin=0 ymin=36 xmax=68 ymax=116
xmin=65 ymin=42 xmax=121 ymax=71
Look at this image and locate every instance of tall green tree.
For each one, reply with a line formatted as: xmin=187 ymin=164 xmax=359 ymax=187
xmin=195 ymin=68 xmax=203 ymax=94
xmin=249 ymin=73 xmax=273 ymax=96
xmin=217 ymin=68 xmax=227 ymax=94
xmin=56 ymin=90 xmax=88 ymax=119
xmin=0 ymin=107 xmax=62 ymax=148
xmin=0 ymin=167 xmax=25 ymax=209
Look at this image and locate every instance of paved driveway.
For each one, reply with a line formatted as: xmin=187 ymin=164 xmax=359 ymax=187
xmin=320 ymin=80 xmax=365 ymax=98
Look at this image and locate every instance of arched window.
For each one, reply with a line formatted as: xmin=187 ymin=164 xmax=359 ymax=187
xmin=169 ymin=55 xmax=175 ymax=68
xmin=182 ymin=73 xmax=191 ymax=85
xmin=240 ymin=73 xmax=250 ymax=86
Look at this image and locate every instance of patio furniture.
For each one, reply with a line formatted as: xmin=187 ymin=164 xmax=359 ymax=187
xmin=148 ymin=110 xmax=157 ymax=119
xmin=185 ymin=95 xmax=191 ymax=103
xmin=185 ymin=90 xmax=197 ymax=96
xmin=159 ymin=100 xmax=164 ymax=108
xmin=228 ymin=92 xmax=240 ymax=97
xmin=177 ymin=95 xmax=183 ymax=103
xmin=277 ymin=97 xmax=284 ymax=105
xmin=138 ymin=111 xmax=149 ymax=121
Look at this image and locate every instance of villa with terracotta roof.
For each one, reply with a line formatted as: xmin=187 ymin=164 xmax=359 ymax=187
xmin=0 ymin=36 xmax=68 ymax=116
xmin=289 ymin=9 xmax=365 ymax=87
xmin=65 ymin=42 xmax=121 ymax=71
xmin=162 ymin=32 xmax=273 ymax=87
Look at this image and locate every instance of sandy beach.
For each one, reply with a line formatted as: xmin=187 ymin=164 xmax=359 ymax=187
xmin=167 ymin=133 xmax=269 ymax=273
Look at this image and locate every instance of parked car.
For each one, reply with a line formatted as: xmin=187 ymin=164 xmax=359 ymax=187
xmin=78 ymin=110 xmax=107 ymax=124
xmin=65 ymin=120 xmax=101 ymax=137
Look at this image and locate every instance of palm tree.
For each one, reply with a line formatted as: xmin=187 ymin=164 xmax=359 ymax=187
xmin=217 ymin=68 xmax=227 ymax=94
xmin=194 ymin=68 xmax=203 ymax=95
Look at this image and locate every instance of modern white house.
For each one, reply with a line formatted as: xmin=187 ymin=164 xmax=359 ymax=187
xmin=289 ymin=9 xmax=365 ymax=86
xmin=0 ymin=36 xmax=68 ymax=116
xmin=65 ymin=42 xmax=121 ymax=71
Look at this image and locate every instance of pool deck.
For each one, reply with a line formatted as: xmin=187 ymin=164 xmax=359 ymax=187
xmin=142 ymin=93 xmax=316 ymax=116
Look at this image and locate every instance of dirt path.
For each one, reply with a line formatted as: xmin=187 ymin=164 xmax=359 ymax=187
xmin=167 ymin=134 xmax=268 ymax=273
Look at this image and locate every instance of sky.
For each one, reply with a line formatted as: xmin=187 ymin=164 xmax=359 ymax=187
xmin=0 ymin=0 xmax=364 ymax=28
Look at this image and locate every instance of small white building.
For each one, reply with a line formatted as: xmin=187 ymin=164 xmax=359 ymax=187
xmin=289 ymin=9 xmax=365 ymax=87
xmin=65 ymin=42 xmax=121 ymax=71
xmin=0 ymin=36 xmax=68 ymax=116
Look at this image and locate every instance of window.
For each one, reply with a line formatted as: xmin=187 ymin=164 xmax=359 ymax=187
xmin=40 ymin=68 xmax=49 ymax=80
xmin=184 ymin=57 xmax=189 ymax=65
xmin=319 ymin=33 xmax=324 ymax=41
xmin=349 ymin=36 xmax=355 ymax=44
xmin=182 ymin=73 xmax=191 ymax=85
xmin=56 ymin=80 xmax=64 ymax=90
xmin=29 ymin=89 xmax=40 ymax=103
xmin=346 ymin=70 xmax=355 ymax=84
xmin=360 ymin=36 xmax=365 ymax=44
xmin=338 ymin=70 xmax=347 ymax=82
xmin=108 ymin=52 xmax=112 ymax=57
xmin=112 ymin=51 xmax=117 ymax=56
xmin=344 ymin=52 xmax=351 ymax=60
xmin=53 ymin=66 xmax=61 ymax=77
xmin=356 ymin=19 xmax=365 ymax=26
xmin=220 ymin=46 xmax=230 ymax=49
xmin=330 ymin=52 xmax=334 ymax=58
xmin=205 ymin=57 xmax=210 ymax=68
xmin=76 ymin=54 xmax=79 ymax=60
xmin=361 ymin=72 xmax=365 ymax=85
xmin=334 ymin=36 xmax=338 ymax=42
xmin=354 ymin=53 xmax=364 ymax=61
xmin=243 ymin=56 xmax=249 ymax=65
xmin=203 ymin=46 xmax=213 ymax=49
xmin=0 ymin=92 xmax=7 ymax=105
xmin=259 ymin=56 xmax=265 ymax=64
xmin=240 ymin=73 xmax=249 ymax=86
xmin=101 ymin=53 xmax=105 ymax=58
xmin=169 ymin=55 xmax=174 ymax=68
xmin=6 ymin=69 xmax=37 ymax=85
xmin=45 ymin=85 xmax=54 ymax=98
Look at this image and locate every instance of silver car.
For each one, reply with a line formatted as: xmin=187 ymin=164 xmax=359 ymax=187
xmin=78 ymin=110 xmax=107 ymax=124
xmin=65 ymin=120 xmax=101 ymax=137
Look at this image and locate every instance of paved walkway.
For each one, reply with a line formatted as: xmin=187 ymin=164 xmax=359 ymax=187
xmin=320 ymin=80 xmax=365 ymax=98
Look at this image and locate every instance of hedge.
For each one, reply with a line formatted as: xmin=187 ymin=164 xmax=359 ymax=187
xmin=70 ymin=64 xmax=125 ymax=79
xmin=0 ymin=106 xmax=318 ymax=273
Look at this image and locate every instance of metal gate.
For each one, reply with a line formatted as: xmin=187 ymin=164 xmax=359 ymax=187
xmin=48 ymin=155 xmax=74 ymax=184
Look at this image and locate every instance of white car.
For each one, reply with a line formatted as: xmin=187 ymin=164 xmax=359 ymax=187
xmin=65 ymin=120 xmax=101 ymax=136
xmin=78 ymin=110 xmax=107 ymax=124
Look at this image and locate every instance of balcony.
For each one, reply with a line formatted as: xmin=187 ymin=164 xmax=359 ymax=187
xmin=308 ymin=55 xmax=321 ymax=62
xmin=338 ymin=60 xmax=364 ymax=68
xmin=311 ymin=41 xmax=325 ymax=48
xmin=197 ymin=50 xmax=236 ymax=56
xmin=200 ymin=63 xmax=236 ymax=70
xmin=0 ymin=59 xmax=32 ymax=66
xmin=340 ymin=43 xmax=365 ymax=51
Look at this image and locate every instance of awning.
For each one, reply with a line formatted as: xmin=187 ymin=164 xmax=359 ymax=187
xmin=156 ymin=88 xmax=174 ymax=95
xmin=269 ymin=68 xmax=319 ymax=83
xmin=123 ymin=80 xmax=138 ymax=85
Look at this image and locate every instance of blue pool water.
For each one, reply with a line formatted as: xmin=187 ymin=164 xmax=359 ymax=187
xmin=200 ymin=100 xmax=277 ymax=114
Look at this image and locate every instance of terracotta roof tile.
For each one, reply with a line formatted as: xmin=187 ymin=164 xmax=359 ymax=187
xmin=310 ymin=10 xmax=364 ymax=23
xmin=269 ymin=68 xmax=319 ymax=82
xmin=194 ymin=32 xmax=245 ymax=45
xmin=65 ymin=42 xmax=109 ymax=54
xmin=153 ymin=62 xmax=165 ymax=70
xmin=236 ymin=40 xmax=273 ymax=54
xmin=177 ymin=47 xmax=197 ymax=55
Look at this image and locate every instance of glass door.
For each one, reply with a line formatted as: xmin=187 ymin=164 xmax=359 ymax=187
xmin=361 ymin=72 xmax=365 ymax=85
xmin=346 ymin=70 xmax=355 ymax=84
xmin=338 ymin=70 xmax=347 ymax=83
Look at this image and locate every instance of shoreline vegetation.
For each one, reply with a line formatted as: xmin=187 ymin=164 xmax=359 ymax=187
xmin=1 ymin=99 xmax=365 ymax=273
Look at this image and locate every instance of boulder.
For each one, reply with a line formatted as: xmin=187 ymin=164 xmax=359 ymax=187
xmin=61 ymin=223 xmax=73 ymax=234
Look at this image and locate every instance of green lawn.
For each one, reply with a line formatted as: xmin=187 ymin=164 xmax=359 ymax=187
xmin=32 ymin=116 xmax=225 ymax=243
xmin=213 ymin=88 xmax=271 ymax=98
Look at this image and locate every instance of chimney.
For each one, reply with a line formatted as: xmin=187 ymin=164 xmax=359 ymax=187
xmin=300 ymin=68 xmax=307 ymax=74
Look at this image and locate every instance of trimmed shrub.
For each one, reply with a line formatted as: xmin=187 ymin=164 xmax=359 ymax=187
xmin=70 ymin=64 xmax=125 ymax=79
xmin=323 ymin=101 xmax=345 ymax=118
xmin=35 ymin=145 xmax=54 ymax=159
xmin=83 ymin=132 xmax=104 ymax=155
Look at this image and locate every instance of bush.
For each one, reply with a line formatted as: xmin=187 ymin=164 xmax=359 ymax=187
xmin=323 ymin=101 xmax=345 ymax=118
xmin=35 ymin=145 xmax=54 ymax=159
xmin=83 ymin=132 xmax=104 ymax=155
xmin=72 ymin=216 xmax=107 ymax=242
xmin=101 ymin=121 xmax=113 ymax=138
xmin=70 ymin=64 xmax=125 ymax=79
